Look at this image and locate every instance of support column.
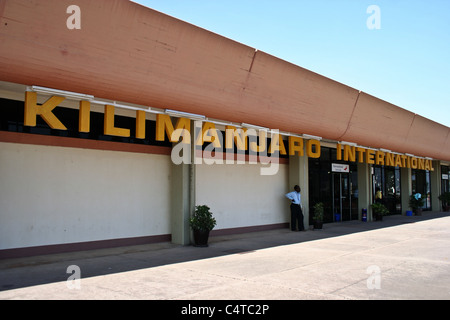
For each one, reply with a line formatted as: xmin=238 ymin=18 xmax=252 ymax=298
xmin=401 ymin=167 xmax=412 ymax=215
xmin=357 ymin=162 xmax=371 ymax=221
xmin=170 ymin=120 xmax=197 ymax=245
xmin=170 ymin=160 xmax=191 ymax=245
xmin=430 ymin=161 xmax=441 ymax=211
xmin=288 ymin=153 xmax=309 ymax=227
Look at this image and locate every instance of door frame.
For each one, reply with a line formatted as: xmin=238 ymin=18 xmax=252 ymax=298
xmin=332 ymin=173 xmax=352 ymax=222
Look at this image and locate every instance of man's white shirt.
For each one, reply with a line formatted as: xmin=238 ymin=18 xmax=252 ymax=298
xmin=286 ymin=191 xmax=301 ymax=207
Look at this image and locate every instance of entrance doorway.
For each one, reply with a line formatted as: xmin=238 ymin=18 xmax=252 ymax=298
xmin=308 ymin=148 xmax=359 ymax=224
xmin=372 ymin=166 xmax=402 ymax=214
xmin=412 ymin=169 xmax=432 ymax=211
xmin=332 ymin=173 xmax=357 ymax=221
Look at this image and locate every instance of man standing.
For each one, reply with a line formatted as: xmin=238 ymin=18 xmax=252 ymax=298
xmin=285 ymin=185 xmax=305 ymax=231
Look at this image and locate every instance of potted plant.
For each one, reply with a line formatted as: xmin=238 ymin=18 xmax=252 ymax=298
xmin=189 ymin=205 xmax=217 ymax=247
xmin=312 ymin=202 xmax=324 ymax=229
xmin=409 ymin=193 xmax=424 ymax=215
xmin=371 ymin=203 xmax=389 ymax=221
xmin=438 ymin=192 xmax=450 ymax=212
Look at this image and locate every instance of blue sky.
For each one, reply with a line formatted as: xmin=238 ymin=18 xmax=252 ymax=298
xmin=133 ymin=0 xmax=450 ymax=127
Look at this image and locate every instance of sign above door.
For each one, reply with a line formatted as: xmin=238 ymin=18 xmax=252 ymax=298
xmin=332 ymin=163 xmax=350 ymax=173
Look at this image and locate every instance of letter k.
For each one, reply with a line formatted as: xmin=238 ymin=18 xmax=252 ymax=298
xmin=25 ymin=91 xmax=67 ymax=130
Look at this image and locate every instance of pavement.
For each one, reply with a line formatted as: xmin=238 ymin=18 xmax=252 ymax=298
xmin=1 ymin=211 xmax=450 ymax=301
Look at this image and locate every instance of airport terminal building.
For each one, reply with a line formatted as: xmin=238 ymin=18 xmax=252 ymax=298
xmin=1 ymin=0 xmax=449 ymax=258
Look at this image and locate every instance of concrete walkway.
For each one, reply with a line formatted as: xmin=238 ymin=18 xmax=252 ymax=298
xmin=1 ymin=211 xmax=450 ymax=301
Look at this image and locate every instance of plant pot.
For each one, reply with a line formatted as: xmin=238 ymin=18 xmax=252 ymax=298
xmin=443 ymin=205 xmax=450 ymax=212
xmin=415 ymin=208 xmax=422 ymax=216
xmin=193 ymin=229 xmax=210 ymax=247
xmin=313 ymin=221 xmax=323 ymax=230
xmin=375 ymin=213 xmax=383 ymax=221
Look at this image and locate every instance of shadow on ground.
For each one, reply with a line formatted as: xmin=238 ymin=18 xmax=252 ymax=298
xmin=1 ymin=211 xmax=449 ymax=291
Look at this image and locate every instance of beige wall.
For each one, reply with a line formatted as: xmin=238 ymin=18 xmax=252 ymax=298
xmin=195 ymin=162 xmax=289 ymax=230
xmin=0 ymin=142 xmax=171 ymax=250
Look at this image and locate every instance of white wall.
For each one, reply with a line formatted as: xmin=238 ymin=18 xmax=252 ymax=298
xmin=196 ymin=162 xmax=289 ymax=230
xmin=0 ymin=142 xmax=171 ymax=250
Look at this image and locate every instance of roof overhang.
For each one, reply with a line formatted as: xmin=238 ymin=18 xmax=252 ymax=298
xmin=0 ymin=0 xmax=449 ymax=160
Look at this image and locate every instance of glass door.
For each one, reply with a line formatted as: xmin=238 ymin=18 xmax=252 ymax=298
xmin=341 ymin=174 xmax=351 ymax=221
xmin=332 ymin=173 xmax=341 ymax=221
xmin=332 ymin=173 xmax=352 ymax=222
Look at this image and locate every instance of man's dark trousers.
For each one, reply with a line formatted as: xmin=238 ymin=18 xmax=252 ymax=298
xmin=290 ymin=203 xmax=304 ymax=231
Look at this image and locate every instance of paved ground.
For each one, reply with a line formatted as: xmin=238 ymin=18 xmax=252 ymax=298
xmin=1 ymin=211 xmax=450 ymax=302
